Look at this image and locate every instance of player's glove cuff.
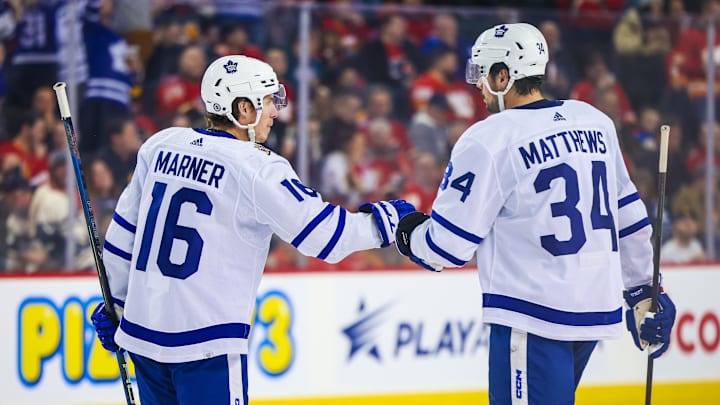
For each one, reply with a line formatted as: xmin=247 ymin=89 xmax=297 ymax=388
xmin=395 ymin=212 xmax=442 ymax=272
xmin=395 ymin=212 xmax=430 ymax=256
xmin=359 ymin=200 xmax=416 ymax=247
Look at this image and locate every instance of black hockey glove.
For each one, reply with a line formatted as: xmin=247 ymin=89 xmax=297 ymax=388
xmin=395 ymin=212 xmax=442 ymax=271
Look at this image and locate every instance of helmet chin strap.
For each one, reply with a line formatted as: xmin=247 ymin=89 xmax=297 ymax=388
xmin=226 ymin=107 xmax=263 ymax=143
xmin=481 ymin=76 xmax=515 ymax=112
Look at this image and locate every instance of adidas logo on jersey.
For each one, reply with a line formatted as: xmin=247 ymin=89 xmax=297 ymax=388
xmin=553 ymin=112 xmax=566 ymax=121
xmin=190 ymin=138 xmax=204 ymax=146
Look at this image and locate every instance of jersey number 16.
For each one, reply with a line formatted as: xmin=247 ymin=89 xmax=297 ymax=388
xmin=135 ymin=181 xmax=213 ymax=279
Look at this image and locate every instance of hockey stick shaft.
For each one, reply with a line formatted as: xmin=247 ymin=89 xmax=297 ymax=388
xmin=53 ymin=83 xmax=136 ymax=405
xmin=645 ymin=125 xmax=670 ymax=405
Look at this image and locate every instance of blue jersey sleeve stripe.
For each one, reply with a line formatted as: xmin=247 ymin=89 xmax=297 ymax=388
xmin=103 ymin=241 xmax=132 ymax=261
xmin=619 ymin=217 xmax=651 ymax=238
xmin=483 ymin=293 xmax=622 ymax=326
xmin=317 ymin=207 xmax=346 ymax=260
xmin=119 ymin=317 xmax=251 ymax=347
xmin=425 ymin=231 xmax=467 ymax=266
xmin=112 ymin=212 xmax=136 ymax=233
xmin=618 ymin=192 xmax=640 ymax=208
xmin=291 ymin=204 xmax=336 ymax=248
xmin=431 ymin=210 xmax=483 ymax=244
xmin=111 ymin=297 xmax=126 ymax=308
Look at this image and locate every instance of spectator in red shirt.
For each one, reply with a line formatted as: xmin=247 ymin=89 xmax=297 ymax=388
xmin=154 ymin=45 xmax=206 ymax=118
xmin=410 ymin=47 xmax=478 ymax=121
xmin=571 ymin=51 xmax=636 ymax=125
xmin=400 ymin=152 xmax=443 ymax=215
xmin=667 ymin=0 xmax=720 ymax=117
xmin=0 ymin=111 xmax=48 ymax=187
xmin=319 ymin=0 xmax=370 ymax=55
xmin=410 ymin=47 xmax=455 ymax=112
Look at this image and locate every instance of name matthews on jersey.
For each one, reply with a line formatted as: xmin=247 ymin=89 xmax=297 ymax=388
xmin=518 ymin=129 xmax=607 ymax=170
xmin=154 ymin=150 xmax=226 ymax=188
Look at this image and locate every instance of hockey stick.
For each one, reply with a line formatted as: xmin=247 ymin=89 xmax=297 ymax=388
xmin=53 ymin=82 xmax=137 ymax=405
xmin=645 ymin=124 xmax=670 ymax=405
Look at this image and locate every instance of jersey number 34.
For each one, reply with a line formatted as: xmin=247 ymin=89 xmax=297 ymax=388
xmin=534 ymin=161 xmax=618 ymax=256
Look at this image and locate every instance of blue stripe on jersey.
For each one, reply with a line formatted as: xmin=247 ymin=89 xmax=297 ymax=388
xmin=483 ymin=293 xmax=622 ymax=326
xmin=618 ymin=192 xmax=640 ymax=208
xmin=291 ymin=204 xmax=335 ymax=248
xmin=619 ymin=217 xmax=651 ymax=238
xmin=317 ymin=207 xmax=346 ymax=260
xmin=431 ymin=210 xmax=483 ymax=244
xmin=425 ymin=231 xmax=467 ymax=266
xmin=112 ymin=297 xmax=126 ymax=308
xmin=112 ymin=212 xmax=136 ymax=233
xmin=193 ymin=128 xmax=236 ymax=139
xmin=120 ymin=317 xmax=251 ymax=347
xmin=103 ymin=240 xmax=132 ymax=261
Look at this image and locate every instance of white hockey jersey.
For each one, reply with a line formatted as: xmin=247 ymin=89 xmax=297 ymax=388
xmin=410 ymin=99 xmax=653 ymax=341
xmin=103 ymin=127 xmax=382 ymax=362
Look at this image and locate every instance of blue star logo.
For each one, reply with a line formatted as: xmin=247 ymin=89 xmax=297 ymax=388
xmin=494 ymin=25 xmax=509 ymax=38
xmin=223 ymin=60 xmax=238 ymax=74
xmin=341 ymin=300 xmax=391 ymax=362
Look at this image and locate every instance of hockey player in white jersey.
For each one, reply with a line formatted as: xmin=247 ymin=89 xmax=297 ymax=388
xmin=89 ymin=55 xmax=414 ymax=404
xmin=394 ymin=23 xmax=677 ymax=404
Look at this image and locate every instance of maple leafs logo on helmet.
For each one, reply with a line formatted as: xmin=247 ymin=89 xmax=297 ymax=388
xmin=494 ymin=25 xmax=509 ymax=38
xmin=223 ymin=59 xmax=238 ymax=74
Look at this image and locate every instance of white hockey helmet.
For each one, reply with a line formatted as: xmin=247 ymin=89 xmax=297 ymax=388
xmin=466 ymin=23 xmax=548 ymax=111
xmin=201 ymin=55 xmax=287 ymax=141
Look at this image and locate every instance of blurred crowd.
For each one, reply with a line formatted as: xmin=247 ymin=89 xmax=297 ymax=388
xmin=0 ymin=0 xmax=719 ymax=273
